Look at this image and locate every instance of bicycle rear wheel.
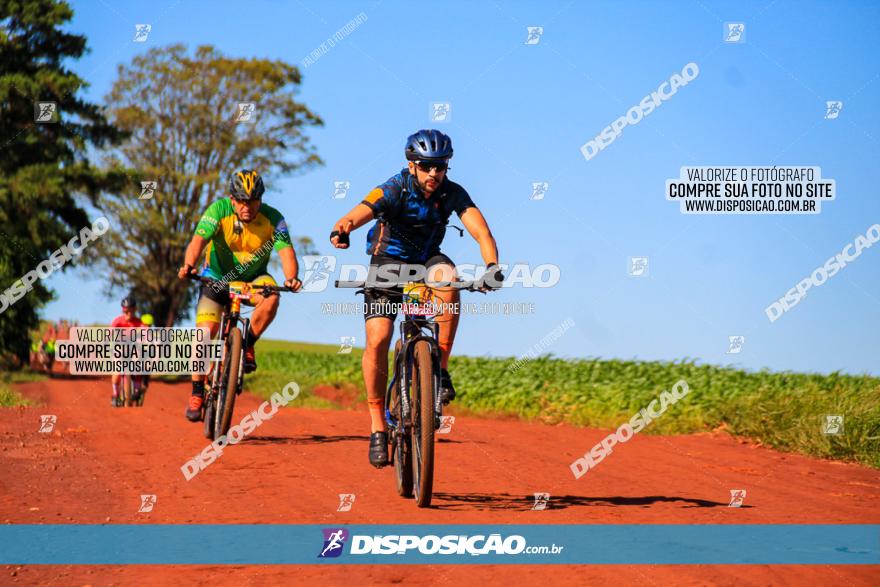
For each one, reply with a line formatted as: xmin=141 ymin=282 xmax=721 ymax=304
xmin=214 ymin=327 xmax=242 ymax=440
xmin=390 ymin=343 xmax=413 ymax=497
xmin=410 ymin=340 xmax=435 ymax=507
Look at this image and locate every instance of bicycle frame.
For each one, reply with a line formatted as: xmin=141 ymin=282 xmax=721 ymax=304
xmin=333 ymin=277 xmax=482 ymax=435
xmin=208 ymin=286 xmax=251 ymax=402
xmin=211 ymin=312 xmax=251 ymax=395
xmin=121 ymin=373 xmax=145 ymax=389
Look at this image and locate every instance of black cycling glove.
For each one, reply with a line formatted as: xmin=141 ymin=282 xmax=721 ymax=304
xmin=330 ymin=230 xmax=350 ymax=246
xmin=481 ymin=263 xmax=504 ymax=290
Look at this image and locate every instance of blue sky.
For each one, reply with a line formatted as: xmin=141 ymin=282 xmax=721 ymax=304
xmin=43 ymin=0 xmax=880 ymax=375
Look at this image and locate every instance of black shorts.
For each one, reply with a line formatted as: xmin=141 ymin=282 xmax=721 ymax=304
xmin=364 ymin=253 xmax=455 ymax=321
xmin=195 ymin=274 xmax=277 ymax=324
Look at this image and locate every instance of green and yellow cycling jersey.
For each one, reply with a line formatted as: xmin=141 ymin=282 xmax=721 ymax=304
xmin=194 ymin=198 xmax=292 ymax=282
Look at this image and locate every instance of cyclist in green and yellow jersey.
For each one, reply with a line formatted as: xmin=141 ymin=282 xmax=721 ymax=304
xmin=177 ymin=170 xmax=302 ymax=422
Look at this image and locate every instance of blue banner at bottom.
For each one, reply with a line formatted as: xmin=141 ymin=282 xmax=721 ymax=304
xmin=1 ymin=525 xmax=877 ymax=564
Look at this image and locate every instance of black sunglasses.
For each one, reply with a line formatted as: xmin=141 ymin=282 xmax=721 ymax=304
xmin=415 ymin=160 xmax=449 ymax=173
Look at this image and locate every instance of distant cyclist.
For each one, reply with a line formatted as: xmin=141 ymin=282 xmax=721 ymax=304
xmin=330 ymin=129 xmax=503 ymax=467
xmin=29 ymin=337 xmax=39 ymax=367
xmin=57 ymin=320 xmax=70 ymax=373
xmin=110 ymin=296 xmax=142 ymax=405
xmin=29 ymin=337 xmax=48 ymax=372
xmin=139 ymin=313 xmax=154 ymax=397
xmin=41 ymin=323 xmax=57 ymax=374
xmin=178 ymin=169 xmax=302 ymax=422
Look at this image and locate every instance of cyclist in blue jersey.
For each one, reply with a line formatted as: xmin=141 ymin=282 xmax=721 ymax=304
xmin=330 ymin=129 xmax=504 ymax=467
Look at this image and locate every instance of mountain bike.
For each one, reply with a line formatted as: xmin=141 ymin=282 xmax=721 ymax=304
xmin=336 ymin=278 xmax=484 ymax=508
xmin=116 ymin=374 xmax=146 ymax=407
xmin=187 ymin=274 xmax=297 ymax=440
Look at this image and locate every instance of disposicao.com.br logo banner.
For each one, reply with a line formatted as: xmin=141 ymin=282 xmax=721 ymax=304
xmin=1 ymin=525 xmax=876 ymax=565
xmin=316 ymin=527 xmax=562 ymax=559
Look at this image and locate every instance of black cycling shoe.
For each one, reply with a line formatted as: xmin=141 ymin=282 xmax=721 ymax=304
xmin=440 ymin=369 xmax=456 ymax=405
xmin=369 ymin=431 xmax=389 ymax=468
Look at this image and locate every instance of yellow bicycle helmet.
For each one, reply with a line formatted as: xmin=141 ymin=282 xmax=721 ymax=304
xmin=229 ymin=169 xmax=265 ymax=201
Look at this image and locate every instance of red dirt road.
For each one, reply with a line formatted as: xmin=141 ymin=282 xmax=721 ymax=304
xmin=2 ymin=376 xmax=878 ymax=586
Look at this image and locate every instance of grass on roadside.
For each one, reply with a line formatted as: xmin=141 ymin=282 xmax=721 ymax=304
xmin=0 ymin=370 xmax=44 ymax=406
xmin=248 ymin=339 xmax=880 ymax=468
xmin=246 ymin=340 xmax=364 ymax=410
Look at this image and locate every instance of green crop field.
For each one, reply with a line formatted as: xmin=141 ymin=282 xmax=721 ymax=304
xmin=251 ymin=339 xmax=878 ymax=467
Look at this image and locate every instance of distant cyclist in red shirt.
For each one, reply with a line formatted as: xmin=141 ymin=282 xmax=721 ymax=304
xmin=110 ymin=296 xmax=142 ymax=405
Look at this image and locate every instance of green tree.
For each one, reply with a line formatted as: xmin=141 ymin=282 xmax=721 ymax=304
xmin=0 ymin=0 xmax=124 ymax=367
xmin=95 ymin=44 xmax=323 ymax=326
xmin=269 ymin=235 xmax=319 ymax=276
xmin=294 ymin=236 xmax=318 ymax=257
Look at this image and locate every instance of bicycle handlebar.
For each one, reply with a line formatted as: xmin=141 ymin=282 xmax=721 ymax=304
xmin=186 ymin=273 xmax=299 ymax=293
xmin=334 ymin=279 xmax=485 ymax=292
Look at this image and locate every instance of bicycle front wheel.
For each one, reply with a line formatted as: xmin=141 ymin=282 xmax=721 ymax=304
xmin=214 ymin=326 xmax=242 ymax=440
xmin=203 ymin=395 xmax=215 ymax=439
xmin=410 ymin=340 xmax=435 ymax=508
xmin=390 ymin=342 xmax=413 ymax=498
xmin=122 ymin=375 xmax=133 ymax=407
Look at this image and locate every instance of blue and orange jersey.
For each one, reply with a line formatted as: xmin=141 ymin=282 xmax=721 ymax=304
xmin=360 ymin=168 xmax=476 ymax=262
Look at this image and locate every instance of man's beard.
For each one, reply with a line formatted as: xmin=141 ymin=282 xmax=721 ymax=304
xmin=418 ymin=176 xmax=440 ymax=194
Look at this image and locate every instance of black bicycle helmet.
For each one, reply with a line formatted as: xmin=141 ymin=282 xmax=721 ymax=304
xmin=229 ymin=169 xmax=265 ymax=201
xmin=405 ymin=129 xmax=453 ymax=161
xmin=121 ymin=295 xmax=137 ymax=309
